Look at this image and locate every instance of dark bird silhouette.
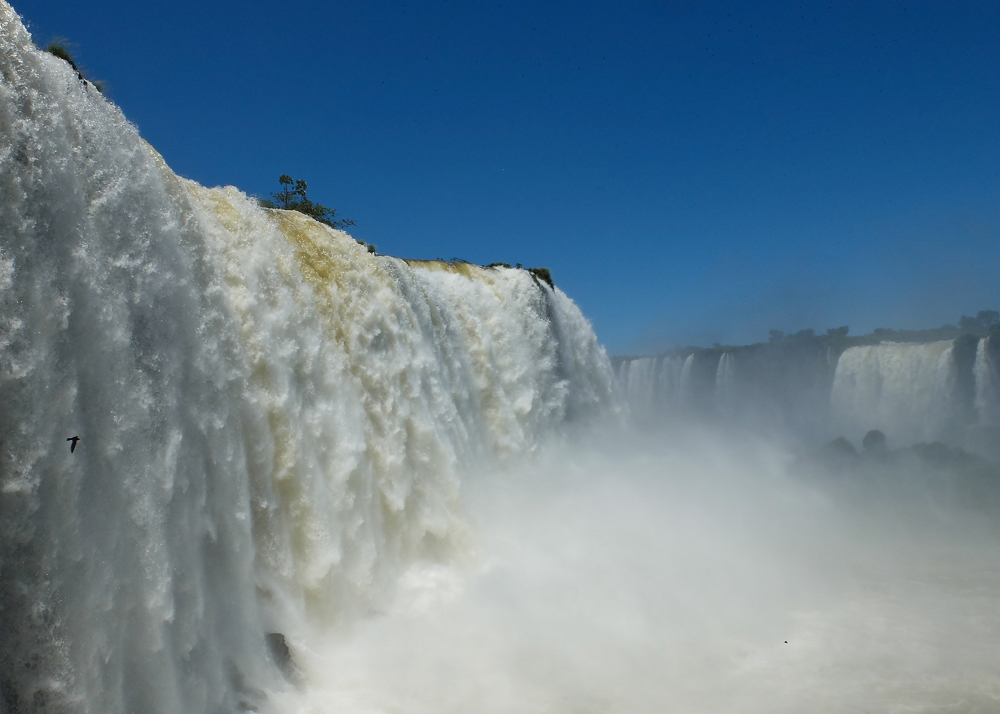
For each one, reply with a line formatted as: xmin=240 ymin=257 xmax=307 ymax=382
xmin=67 ymin=436 xmax=80 ymax=453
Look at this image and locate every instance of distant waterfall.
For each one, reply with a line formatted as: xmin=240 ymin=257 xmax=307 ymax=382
xmin=678 ymin=353 xmax=696 ymax=403
xmin=616 ymin=355 xmax=686 ymax=415
xmin=715 ymin=352 xmax=736 ymax=409
xmin=830 ymin=341 xmax=958 ymax=444
xmin=616 ymin=337 xmax=994 ymax=445
xmin=975 ymin=337 xmax=1000 ymax=424
xmin=0 ymin=5 xmax=615 ymax=712
xmin=617 ymin=357 xmax=659 ymax=413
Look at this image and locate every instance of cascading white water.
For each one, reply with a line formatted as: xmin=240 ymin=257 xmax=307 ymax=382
xmin=974 ymin=337 xmax=999 ymax=425
xmin=678 ymin=353 xmax=695 ymax=404
xmin=830 ymin=341 xmax=958 ymax=444
xmin=617 ymin=357 xmax=658 ymax=414
xmin=617 ymin=338 xmax=989 ymax=446
xmin=714 ymin=352 xmax=736 ymax=409
xmin=616 ymin=355 xmax=686 ymax=416
xmin=8 ymin=4 xmax=1000 ymax=712
xmin=0 ymin=6 xmax=615 ymax=712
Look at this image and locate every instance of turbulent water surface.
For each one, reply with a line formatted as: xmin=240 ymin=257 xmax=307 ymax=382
xmin=3 ymin=3 xmax=1000 ymax=712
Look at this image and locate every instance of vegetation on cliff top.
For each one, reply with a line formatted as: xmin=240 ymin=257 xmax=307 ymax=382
xmin=617 ymin=309 xmax=1000 ymax=363
xmin=258 ymin=175 xmax=376 ymax=253
xmin=259 ymin=175 xmax=356 ymax=230
xmin=36 ymin=33 xmax=555 ymax=285
xmin=44 ymin=40 xmax=104 ymax=93
xmin=257 ymin=178 xmax=553 ymax=283
xmin=528 ymin=267 xmax=554 ymax=289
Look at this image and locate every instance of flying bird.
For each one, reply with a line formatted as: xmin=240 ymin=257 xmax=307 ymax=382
xmin=67 ymin=436 xmax=80 ymax=453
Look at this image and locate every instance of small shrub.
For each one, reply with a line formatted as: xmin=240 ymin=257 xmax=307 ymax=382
xmin=259 ymin=175 xmax=355 ymax=230
xmin=46 ymin=43 xmax=75 ymax=64
xmin=45 ymin=40 xmax=103 ymax=93
xmin=528 ymin=267 xmax=553 ymax=289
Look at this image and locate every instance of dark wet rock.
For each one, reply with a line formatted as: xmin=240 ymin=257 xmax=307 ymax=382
xmin=1 ymin=678 xmax=18 ymax=714
xmin=904 ymin=441 xmax=997 ymax=475
xmin=898 ymin=442 xmax=1000 ymax=511
xmin=821 ymin=436 xmax=858 ymax=460
xmin=803 ymin=432 xmax=1000 ymax=512
xmin=862 ymin=429 xmax=887 ymax=455
xmin=800 ymin=436 xmax=862 ymax=477
xmin=267 ymin=633 xmax=301 ymax=682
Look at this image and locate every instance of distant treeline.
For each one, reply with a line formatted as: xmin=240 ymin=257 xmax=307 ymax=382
xmin=615 ymin=310 xmax=1000 ymax=364
xmin=760 ymin=309 xmax=999 ymax=349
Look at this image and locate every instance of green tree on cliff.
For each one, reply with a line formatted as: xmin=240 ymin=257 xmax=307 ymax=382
xmin=259 ymin=175 xmax=356 ymax=230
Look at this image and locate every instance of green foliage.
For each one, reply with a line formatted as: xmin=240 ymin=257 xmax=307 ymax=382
xmin=259 ymin=175 xmax=356 ymax=230
xmin=45 ymin=42 xmax=75 ymax=64
xmin=826 ymin=326 xmax=849 ymax=338
xmin=481 ymin=263 xmax=553 ymax=287
xmin=528 ymin=267 xmax=554 ymax=289
xmin=45 ymin=40 xmax=103 ymax=93
xmin=958 ymin=310 xmax=999 ymax=334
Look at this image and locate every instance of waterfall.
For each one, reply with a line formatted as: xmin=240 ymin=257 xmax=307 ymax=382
xmin=616 ymin=339 xmax=981 ymax=444
xmin=0 ymin=5 xmax=615 ymax=712
xmin=714 ymin=352 xmax=736 ymax=409
xmin=617 ymin=356 xmax=659 ymax=414
xmin=678 ymin=353 xmax=696 ymax=403
xmin=830 ymin=341 xmax=958 ymax=444
xmin=616 ymin=355 xmax=686 ymax=416
xmin=974 ymin=337 xmax=1000 ymax=425
xmin=659 ymin=355 xmax=687 ymax=407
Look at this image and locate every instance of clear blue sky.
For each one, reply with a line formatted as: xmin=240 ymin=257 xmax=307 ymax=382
xmin=14 ymin=0 xmax=1000 ymax=354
